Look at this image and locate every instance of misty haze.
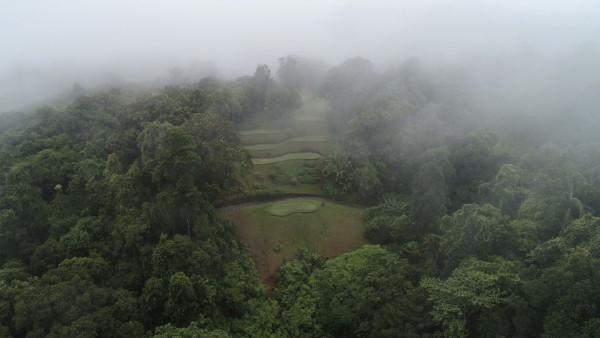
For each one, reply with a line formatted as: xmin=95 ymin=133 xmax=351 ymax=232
xmin=1 ymin=1 xmax=600 ymax=337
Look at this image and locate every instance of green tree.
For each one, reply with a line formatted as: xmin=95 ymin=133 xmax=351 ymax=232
xmin=309 ymin=245 xmax=426 ymax=337
xmin=479 ymin=164 xmax=529 ymax=217
xmin=181 ymin=113 xmax=250 ymax=202
xmin=448 ymin=131 xmax=502 ymax=208
xmin=154 ymin=321 xmax=230 ymax=337
xmin=242 ymin=65 xmax=271 ymax=113
xmin=277 ymin=55 xmax=329 ymax=91
xmin=519 ymin=168 xmax=587 ymax=240
xmin=266 ymin=87 xmax=302 ymax=117
xmin=322 ymin=57 xmax=377 ymax=124
xmin=165 ymin=272 xmax=197 ymax=326
xmin=321 ymin=149 xmax=355 ymax=196
xmin=440 ymin=203 xmax=510 ymax=273
xmin=421 ymin=258 xmax=522 ymax=338
xmin=410 ymin=146 xmax=454 ymax=231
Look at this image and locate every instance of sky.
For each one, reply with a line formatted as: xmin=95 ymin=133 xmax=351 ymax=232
xmin=1 ymin=0 xmax=599 ymax=110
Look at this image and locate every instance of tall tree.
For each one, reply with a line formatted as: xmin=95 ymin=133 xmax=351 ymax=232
xmin=410 ymin=146 xmax=454 ymax=232
xmin=421 ymin=258 xmax=523 ymax=338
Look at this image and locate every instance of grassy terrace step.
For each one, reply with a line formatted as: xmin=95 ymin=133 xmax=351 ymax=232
xmin=239 ymin=129 xmax=288 ymax=145
xmin=244 ymin=136 xmax=329 ymax=157
xmin=244 ymin=136 xmax=328 ymax=150
xmin=242 ymin=159 xmax=322 ymax=196
xmin=239 ymin=129 xmax=284 ymax=135
xmin=269 ymin=200 xmax=320 ymax=216
xmin=291 ymin=136 xmax=327 ymax=142
xmin=251 ymin=152 xmax=322 ymax=165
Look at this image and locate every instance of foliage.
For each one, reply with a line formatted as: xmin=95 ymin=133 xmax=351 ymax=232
xmin=421 ymin=258 xmax=522 ymax=337
xmin=266 ymin=87 xmax=302 ymax=116
xmin=439 ymin=203 xmax=510 ymax=273
xmin=410 ymin=146 xmax=454 ymax=231
xmin=0 ymin=82 xmax=263 ymax=336
xmin=309 ymin=245 xmax=428 ymax=337
xmin=3 ymin=54 xmax=600 ymax=337
xmin=277 ymin=55 xmax=329 ymax=91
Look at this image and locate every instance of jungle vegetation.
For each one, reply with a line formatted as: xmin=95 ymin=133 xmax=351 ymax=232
xmin=2 ymin=52 xmax=600 ymax=337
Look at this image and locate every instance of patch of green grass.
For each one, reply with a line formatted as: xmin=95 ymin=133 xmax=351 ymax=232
xmin=268 ymin=165 xmax=319 ymax=185
xmin=291 ymin=136 xmax=328 ymax=142
xmin=239 ymin=129 xmax=284 ymax=135
xmin=244 ymin=143 xmax=277 ymax=151
xmin=252 ymin=152 xmax=322 ymax=165
xmin=269 ymin=200 xmax=320 ymax=216
xmin=240 ymin=159 xmax=322 ymax=196
xmin=219 ymin=200 xmax=366 ymax=281
xmin=244 ymin=137 xmax=329 ymax=158
xmin=233 ymin=92 xmax=332 ymax=199
xmin=239 ymin=130 xmax=287 ymax=145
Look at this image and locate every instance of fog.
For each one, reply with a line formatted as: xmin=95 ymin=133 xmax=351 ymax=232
xmin=1 ymin=0 xmax=599 ymax=111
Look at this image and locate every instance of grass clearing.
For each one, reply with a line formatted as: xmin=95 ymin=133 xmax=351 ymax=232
xmin=242 ymin=160 xmax=322 ymax=196
xmin=239 ymin=129 xmax=284 ymax=135
xmin=244 ymin=143 xmax=277 ymax=151
xmin=291 ymin=136 xmax=327 ymax=142
xmin=269 ymin=200 xmax=319 ymax=216
xmin=220 ymin=199 xmax=366 ymax=281
xmin=224 ymin=90 xmax=366 ymax=283
xmin=244 ymin=136 xmax=329 ymax=157
xmin=252 ymin=152 xmax=322 ymax=165
xmin=239 ymin=129 xmax=288 ymax=145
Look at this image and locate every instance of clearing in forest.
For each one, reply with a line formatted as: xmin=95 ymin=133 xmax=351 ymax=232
xmin=245 ymin=160 xmax=322 ymax=196
xmin=219 ymin=198 xmax=366 ymax=282
xmin=239 ymin=129 xmax=288 ymax=145
xmin=251 ymin=152 xmax=322 ymax=165
xmin=244 ymin=136 xmax=328 ymax=158
xmin=236 ymin=93 xmax=332 ymax=196
xmin=269 ymin=200 xmax=320 ymax=216
xmin=222 ymin=93 xmax=367 ymax=283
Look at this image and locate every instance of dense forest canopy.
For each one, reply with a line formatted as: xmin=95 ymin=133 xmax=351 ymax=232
xmin=1 ymin=47 xmax=600 ymax=337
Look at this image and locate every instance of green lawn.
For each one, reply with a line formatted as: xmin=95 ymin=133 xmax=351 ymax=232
xmin=291 ymin=136 xmax=327 ymax=142
xmin=219 ymin=200 xmax=367 ymax=281
xmin=239 ymin=129 xmax=288 ymax=145
xmin=235 ymin=92 xmax=332 ymax=196
xmin=239 ymin=129 xmax=285 ymax=135
xmin=251 ymin=152 xmax=322 ymax=165
xmin=241 ymin=160 xmax=322 ymax=196
xmin=269 ymin=200 xmax=320 ymax=216
xmin=244 ymin=136 xmax=329 ymax=157
xmin=223 ymin=91 xmax=368 ymax=283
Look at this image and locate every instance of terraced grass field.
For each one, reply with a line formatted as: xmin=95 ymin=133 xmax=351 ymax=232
xmin=236 ymin=93 xmax=331 ymax=197
xmin=243 ymin=136 xmax=329 ymax=157
xmin=269 ymin=200 xmax=320 ymax=216
xmin=251 ymin=152 xmax=322 ymax=165
xmin=291 ymin=136 xmax=328 ymax=142
xmin=244 ymin=160 xmax=322 ymax=196
xmin=239 ymin=129 xmax=288 ymax=145
xmin=219 ymin=199 xmax=366 ymax=281
xmin=224 ymin=92 xmax=368 ymax=285
xmin=239 ymin=129 xmax=285 ymax=135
